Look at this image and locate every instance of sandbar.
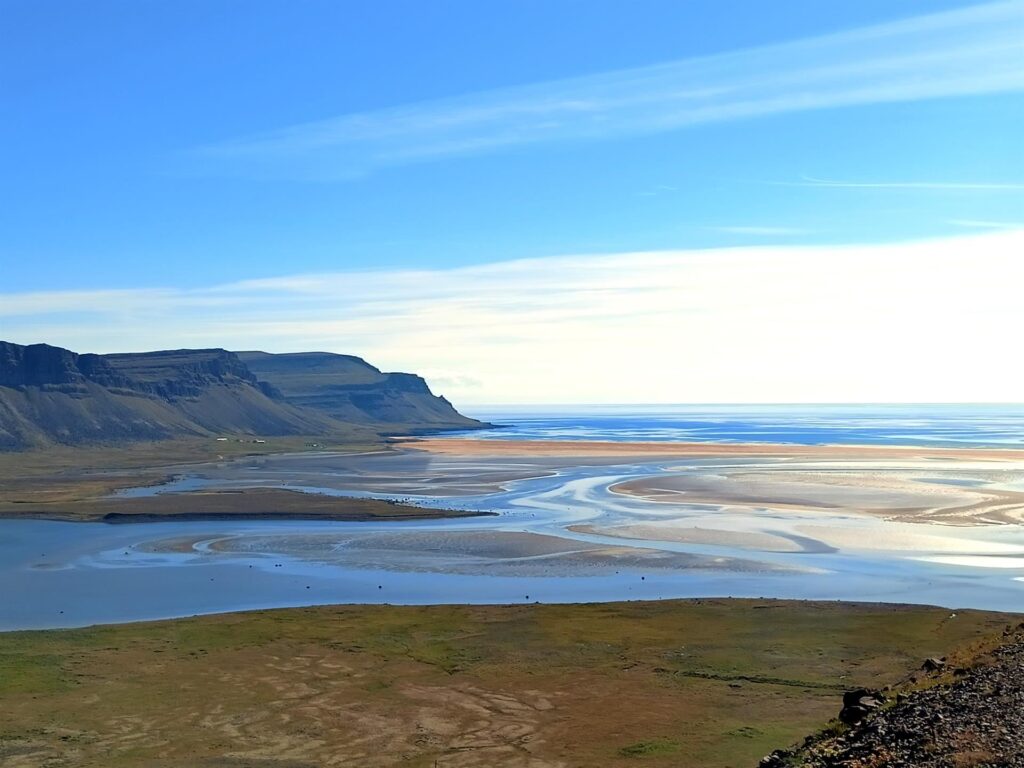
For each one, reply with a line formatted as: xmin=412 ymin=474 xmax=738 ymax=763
xmin=406 ymin=437 xmax=1024 ymax=461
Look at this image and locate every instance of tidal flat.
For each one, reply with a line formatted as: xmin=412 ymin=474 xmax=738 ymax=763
xmin=3 ymin=438 xmax=1024 ymax=628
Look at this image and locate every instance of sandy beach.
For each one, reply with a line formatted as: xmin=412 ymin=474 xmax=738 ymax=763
xmin=405 ymin=437 xmax=1024 ymax=462
xmin=609 ymin=467 xmax=1024 ymax=526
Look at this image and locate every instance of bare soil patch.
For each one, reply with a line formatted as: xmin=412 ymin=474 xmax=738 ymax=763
xmin=0 ymin=599 xmax=1017 ymax=767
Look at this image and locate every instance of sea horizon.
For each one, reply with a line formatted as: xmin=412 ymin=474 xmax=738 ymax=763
xmin=450 ymin=403 xmax=1024 ymax=448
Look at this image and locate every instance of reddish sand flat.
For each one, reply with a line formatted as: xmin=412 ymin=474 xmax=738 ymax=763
xmin=404 ymin=437 xmax=1024 ymax=462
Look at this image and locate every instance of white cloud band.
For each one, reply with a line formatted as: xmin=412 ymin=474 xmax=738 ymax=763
xmin=3 ymin=231 xmax=1023 ymax=404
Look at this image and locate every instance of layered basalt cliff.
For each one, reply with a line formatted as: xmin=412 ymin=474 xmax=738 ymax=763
xmin=0 ymin=342 xmax=480 ymax=450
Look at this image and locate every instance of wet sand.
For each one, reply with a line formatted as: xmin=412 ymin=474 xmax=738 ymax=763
xmin=182 ymin=528 xmax=806 ymax=576
xmin=5 ymin=434 xmax=1024 ymax=628
xmin=613 ymin=472 xmax=935 ymax=510
xmin=610 ymin=465 xmax=1024 ymax=526
xmin=569 ymin=523 xmax=828 ymax=553
xmin=9 ymin=438 xmax=1022 ymax=528
xmin=407 ymin=437 xmax=1024 ymax=462
xmin=410 ymin=438 xmax=1024 ymax=526
xmin=573 ymin=519 xmax=1024 ymax=558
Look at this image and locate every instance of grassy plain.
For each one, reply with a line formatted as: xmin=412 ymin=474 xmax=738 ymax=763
xmin=0 ymin=487 xmax=487 ymax=522
xmin=0 ymin=599 xmax=1017 ymax=768
xmin=0 ymin=436 xmax=385 ymax=484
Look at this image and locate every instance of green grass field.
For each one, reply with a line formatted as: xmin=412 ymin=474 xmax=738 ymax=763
xmin=0 ymin=599 xmax=1017 ymax=767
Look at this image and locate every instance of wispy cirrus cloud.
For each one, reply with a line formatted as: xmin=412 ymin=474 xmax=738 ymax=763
xmin=778 ymin=175 xmax=1024 ymax=191
xmin=709 ymin=226 xmax=809 ymax=236
xmin=3 ymin=231 xmax=1023 ymax=403
xmin=186 ymin=1 xmax=1024 ymax=180
xmin=949 ymin=218 xmax=1024 ymax=229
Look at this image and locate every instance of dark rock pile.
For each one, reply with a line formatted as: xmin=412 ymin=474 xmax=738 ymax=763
xmin=838 ymin=688 xmax=886 ymax=726
xmin=760 ymin=627 xmax=1024 ymax=767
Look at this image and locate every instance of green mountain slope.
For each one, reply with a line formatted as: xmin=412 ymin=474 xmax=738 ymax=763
xmin=0 ymin=342 xmax=480 ymax=451
xmin=236 ymin=351 xmax=484 ymax=432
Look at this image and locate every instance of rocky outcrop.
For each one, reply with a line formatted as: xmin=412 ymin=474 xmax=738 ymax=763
xmin=760 ymin=626 xmax=1024 ymax=767
xmin=103 ymin=349 xmax=284 ymax=400
xmin=838 ymin=688 xmax=885 ymax=725
xmin=0 ymin=341 xmax=128 ymax=391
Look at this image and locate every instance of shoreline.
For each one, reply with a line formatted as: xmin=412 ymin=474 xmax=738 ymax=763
xmin=3 ymin=435 xmax=1023 ymax=524
xmin=2 ymin=595 xmax=1015 ymax=635
xmin=401 ymin=436 xmax=1024 ymax=460
xmin=4 ymin=436 xmax=1024 ymax=629
xmin=0 ymin=487 xmax=491 ymax=524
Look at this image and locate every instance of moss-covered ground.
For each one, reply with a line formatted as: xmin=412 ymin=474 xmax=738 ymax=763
xmin=0 ymin=599 xmax=1016 ymax=767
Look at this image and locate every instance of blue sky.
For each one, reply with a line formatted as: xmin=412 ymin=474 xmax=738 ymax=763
xmin=1 ymin=1 xmax=1022 ymax=402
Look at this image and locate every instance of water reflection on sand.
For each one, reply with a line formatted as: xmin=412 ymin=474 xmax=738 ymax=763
xmin=4 ymin=444 xmax=1024 ymax=629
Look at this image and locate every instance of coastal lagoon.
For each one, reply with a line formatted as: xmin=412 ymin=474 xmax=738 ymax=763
xmin=3 ymin=406 xmax=1024 ymax=629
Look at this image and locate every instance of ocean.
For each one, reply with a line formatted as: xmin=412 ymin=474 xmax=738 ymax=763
xmin=455 ymin=404 xmax=1024 ymax=447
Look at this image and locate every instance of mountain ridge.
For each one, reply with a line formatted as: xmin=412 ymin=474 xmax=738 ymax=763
xmin=236 ymin=350 xmax=482 ymax=432
xmin=0 ymin=341 xmax=482 ymax=450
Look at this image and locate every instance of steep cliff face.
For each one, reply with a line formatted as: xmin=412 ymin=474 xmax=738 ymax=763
xmin=236 ymin=351 xmax=484 ymax=431
xmin=0 ymin=343 xmax=345 ymax=450
xmin=0 ymin=341 xmax=129 ymax=391
xmin=103 ymin=349 xmax=283 ymax=400
xmin=0 ymin=342 xmax=482 ymax=450
xmin=0 ymin=342 xmax=171 ymax=449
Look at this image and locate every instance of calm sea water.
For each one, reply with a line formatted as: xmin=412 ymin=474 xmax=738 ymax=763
xmin=455 ymin=404 xmax=1024 ymax=447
